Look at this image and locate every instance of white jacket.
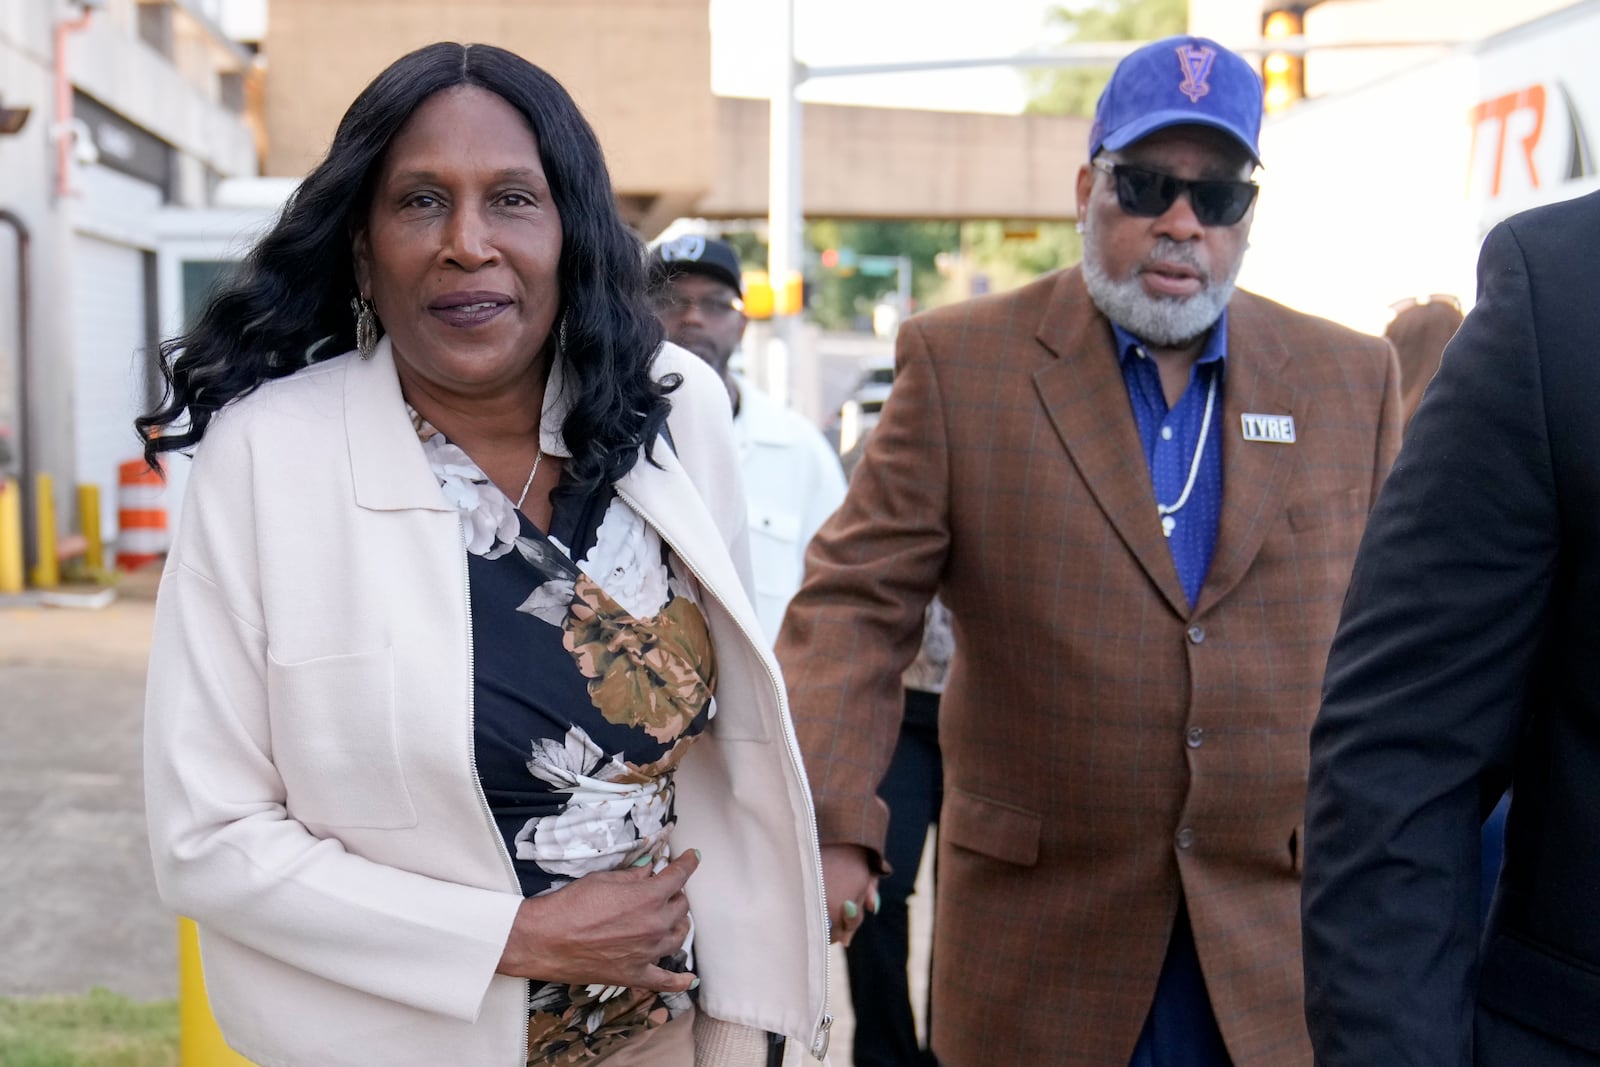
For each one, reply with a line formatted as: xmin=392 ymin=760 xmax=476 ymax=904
xmin=732 ymin=383 xmax=846 ymax=642
xmin=143 ymin=339 xmax=832 ymax=1067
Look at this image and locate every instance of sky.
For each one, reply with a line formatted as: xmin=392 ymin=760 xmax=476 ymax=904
xmin=710 ymin=0 xmax=1066 ymax=114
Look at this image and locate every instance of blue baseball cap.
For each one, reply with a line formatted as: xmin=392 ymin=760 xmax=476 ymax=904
xmin=1090 ymin=36 xmax=1263 ymax=164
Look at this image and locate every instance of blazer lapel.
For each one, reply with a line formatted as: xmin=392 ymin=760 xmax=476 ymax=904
xmin=614 ymin=441 xmax=765 ymax=641
xmin=345 ymin=338 xmax=454 ymax=513
xmin=1032 ymin=270 xmax=1191 ymax=619
xmin=1193 ymin=300 xmax=1299 ymax=616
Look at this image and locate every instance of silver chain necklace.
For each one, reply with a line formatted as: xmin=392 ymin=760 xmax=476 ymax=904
xmin=1156 ymin=369 xmax=1218 ymax=539
xmin=514 ymin=448 xmax=545 ymax=510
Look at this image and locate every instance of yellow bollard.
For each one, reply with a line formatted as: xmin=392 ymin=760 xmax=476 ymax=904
xmin=178 ymin=917 xmax=258 ymax=1066
xmin=0 ymin=478 xmax=23 ymax=594
xmin=30 ymin=473 xmax=58 ymax=588
xmin=77 ymin=483 xmax=104 ymax=575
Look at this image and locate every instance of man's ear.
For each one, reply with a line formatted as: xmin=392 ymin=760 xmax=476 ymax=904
xmin=352 ymin=228 xmax=372 ymax=297
xmin=1075 ymin=162 xmax=1095 ymax=220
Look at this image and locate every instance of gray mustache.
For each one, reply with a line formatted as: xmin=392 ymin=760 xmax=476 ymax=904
xmin=1142 ymin=239 xmax=1206 ymax=280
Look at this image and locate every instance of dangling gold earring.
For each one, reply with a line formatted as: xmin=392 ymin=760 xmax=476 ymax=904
xmin=351 ymin=296 xmax=378 ymax=359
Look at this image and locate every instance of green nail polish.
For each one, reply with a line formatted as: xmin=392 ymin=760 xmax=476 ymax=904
xmin=688 ymin=977 xmax=701 ymax=990
xmin=631 ymin=855 xmax=652 ymax=868
xmin=843 ymin=900 xmax=859 ymax=920
xmin=693 ymin=848 xmax=702 ymax=862
xmin=871 ymin=891 xmax=882 ymax=914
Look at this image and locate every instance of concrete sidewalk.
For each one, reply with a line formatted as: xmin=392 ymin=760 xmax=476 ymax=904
xmin=0 ymin=566 xmax=175 ymax=1000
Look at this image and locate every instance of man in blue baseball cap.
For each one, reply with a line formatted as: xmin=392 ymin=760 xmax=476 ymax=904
xmin=778 ymin=34 xmax=1402 ymax=1067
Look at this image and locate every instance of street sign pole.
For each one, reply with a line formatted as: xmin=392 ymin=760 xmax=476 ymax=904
xmin=765 ymin=0 xmax=803 ymax=406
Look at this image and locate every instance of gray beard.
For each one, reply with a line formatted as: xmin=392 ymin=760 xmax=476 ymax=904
xmin=1081 ymin=230 xmax=1239 ymax=348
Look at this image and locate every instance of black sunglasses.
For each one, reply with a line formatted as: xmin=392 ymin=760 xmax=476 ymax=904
xmin=1091 ymin=158 xmax=1258 ymax=228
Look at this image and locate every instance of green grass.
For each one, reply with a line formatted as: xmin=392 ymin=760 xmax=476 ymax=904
xmin=0 ymin=988 xmax=179 ymax=1067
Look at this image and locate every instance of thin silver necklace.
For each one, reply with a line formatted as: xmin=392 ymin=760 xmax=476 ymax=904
xmin=514 ymin=448 xmax=544 ymax=510
xmin=1156 ymin=369 xmax=1218 ymax=539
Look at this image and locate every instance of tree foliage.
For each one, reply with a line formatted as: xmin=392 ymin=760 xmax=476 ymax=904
xmin=1026 ymin=0 xmax=1188 ymax=117
xmin=804 ymin=220 xmax=960 ymax=330
xmin=953 ymin=221 xmax=1082 ymax=299
xmin=727 ymin=218 xmax=1084 ymax=329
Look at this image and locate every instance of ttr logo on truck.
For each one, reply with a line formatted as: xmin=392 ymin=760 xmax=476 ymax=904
xmin=1469 ymin=83 xmax=1595 ymax=199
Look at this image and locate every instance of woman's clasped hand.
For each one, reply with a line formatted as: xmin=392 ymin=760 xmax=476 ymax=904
xmin=498 ymin=850 xmax=702 ymax=993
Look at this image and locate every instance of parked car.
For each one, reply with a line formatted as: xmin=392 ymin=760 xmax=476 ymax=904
xmin=838 ymin=358 xmax=894 ymax=454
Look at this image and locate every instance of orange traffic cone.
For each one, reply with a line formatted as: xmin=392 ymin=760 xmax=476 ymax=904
xmin=115 ymin=457 xmax=168 ymax=572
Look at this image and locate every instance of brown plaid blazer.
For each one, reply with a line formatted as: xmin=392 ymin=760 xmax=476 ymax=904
xmin=775 ymin=267 xmax=1401 ymax=1066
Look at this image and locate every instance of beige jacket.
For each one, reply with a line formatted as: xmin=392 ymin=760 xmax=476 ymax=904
xmin=144 ymin=339 xmax=832 ymax=1067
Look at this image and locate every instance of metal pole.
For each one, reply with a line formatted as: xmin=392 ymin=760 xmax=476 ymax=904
xmin=0 ymin=209 xmax=34 ymax=574
xmin=766 ymin=0 xmax=803 ymax=406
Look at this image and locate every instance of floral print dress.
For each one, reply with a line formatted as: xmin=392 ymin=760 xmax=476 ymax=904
xmin=416 ymin=416 xmax=717 ymax=1066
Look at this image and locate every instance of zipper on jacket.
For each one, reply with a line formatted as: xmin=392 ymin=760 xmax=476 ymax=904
xmin=616 ymin=490 xmax=834 ymax=1060
xmin=458 ymin=518 xmax=531 ymax=1066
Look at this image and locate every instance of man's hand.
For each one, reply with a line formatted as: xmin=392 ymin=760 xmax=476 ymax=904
xmin=496 ymin=850 xmax=700 ymax=992
xmin=822 ymin=843 xmax=880 ymax=947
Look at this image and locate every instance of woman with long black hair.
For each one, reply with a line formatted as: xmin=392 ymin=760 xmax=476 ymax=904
xmin=141 ymin=42 xmax=829 ymax=1067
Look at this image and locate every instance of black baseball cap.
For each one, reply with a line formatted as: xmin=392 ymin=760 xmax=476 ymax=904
xmin=649 ymin=235 xmax=743 ymax=297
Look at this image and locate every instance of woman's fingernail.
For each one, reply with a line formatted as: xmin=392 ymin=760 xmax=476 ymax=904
xmin=631 ymin=855 xmax=652 ymax=868
xmin=842 ymin=900 xmax=859 ymax=920
xmin=871 ymin=891 xmax=882 ymax=914
xmin=688 ymin=977 xmax=701 ymax=990
xmin=693 ymin=848 xmax=702 ymax=862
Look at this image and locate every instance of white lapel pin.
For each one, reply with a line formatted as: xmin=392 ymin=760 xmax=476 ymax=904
xmin=1240 ymin=413 xmax=1296 ymax=444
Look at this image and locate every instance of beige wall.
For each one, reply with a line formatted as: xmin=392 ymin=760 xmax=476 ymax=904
xmin=263 ymin=0 xmax=715 ymax=209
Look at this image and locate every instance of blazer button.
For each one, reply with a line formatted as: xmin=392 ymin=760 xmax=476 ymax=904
xmin=1186 ymin=625 xmax=1206 ymax=644
xmin=1176 ymin=827 xmax=1196 ymax=850
xmin=1186 ymin=726 xmax=1204 ymax=749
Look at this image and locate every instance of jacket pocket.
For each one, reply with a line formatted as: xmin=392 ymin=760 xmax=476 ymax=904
xmin=265 ymin=646 xmax=418 ymax=830
xmin=747 ymin=506 xmax=805 ymax=596
xmin=941 ymin=787 xmax=1041 ymax=867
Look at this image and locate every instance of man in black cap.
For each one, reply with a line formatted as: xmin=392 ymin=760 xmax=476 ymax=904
xmin=648 ymin=236 xmax=845 ymax=643
xmin=648 ymin=235 xmax=749 ymax=411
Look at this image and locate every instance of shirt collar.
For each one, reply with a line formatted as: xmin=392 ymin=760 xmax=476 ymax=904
xmin=1111 ymin=308 xmax=1230 ymax=368
xmin=537 ymin=345 xmax=576 ymax=458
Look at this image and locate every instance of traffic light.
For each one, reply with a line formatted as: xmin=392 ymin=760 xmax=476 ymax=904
xmin=741 ymin=270 xmax=774 ymax=320
xmin=1262 ymin=6 xmax=1306 ymax=115
xmin=817 ymin=246 xmax=857 ymax=276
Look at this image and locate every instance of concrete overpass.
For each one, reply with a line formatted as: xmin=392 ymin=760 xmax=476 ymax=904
xmin=670 ymin=96 xmax=1087 ymax=236
xmin=263 ymin=0 xmax=1088 ymax=238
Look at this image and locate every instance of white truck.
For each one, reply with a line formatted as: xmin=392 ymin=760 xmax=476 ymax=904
xmin=1237 ymin=0 xmax=1599 ymax=337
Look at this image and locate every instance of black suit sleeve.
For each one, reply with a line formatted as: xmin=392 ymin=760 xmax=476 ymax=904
xmin=1302 ymin=220 xmax=1560 ymax=1065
